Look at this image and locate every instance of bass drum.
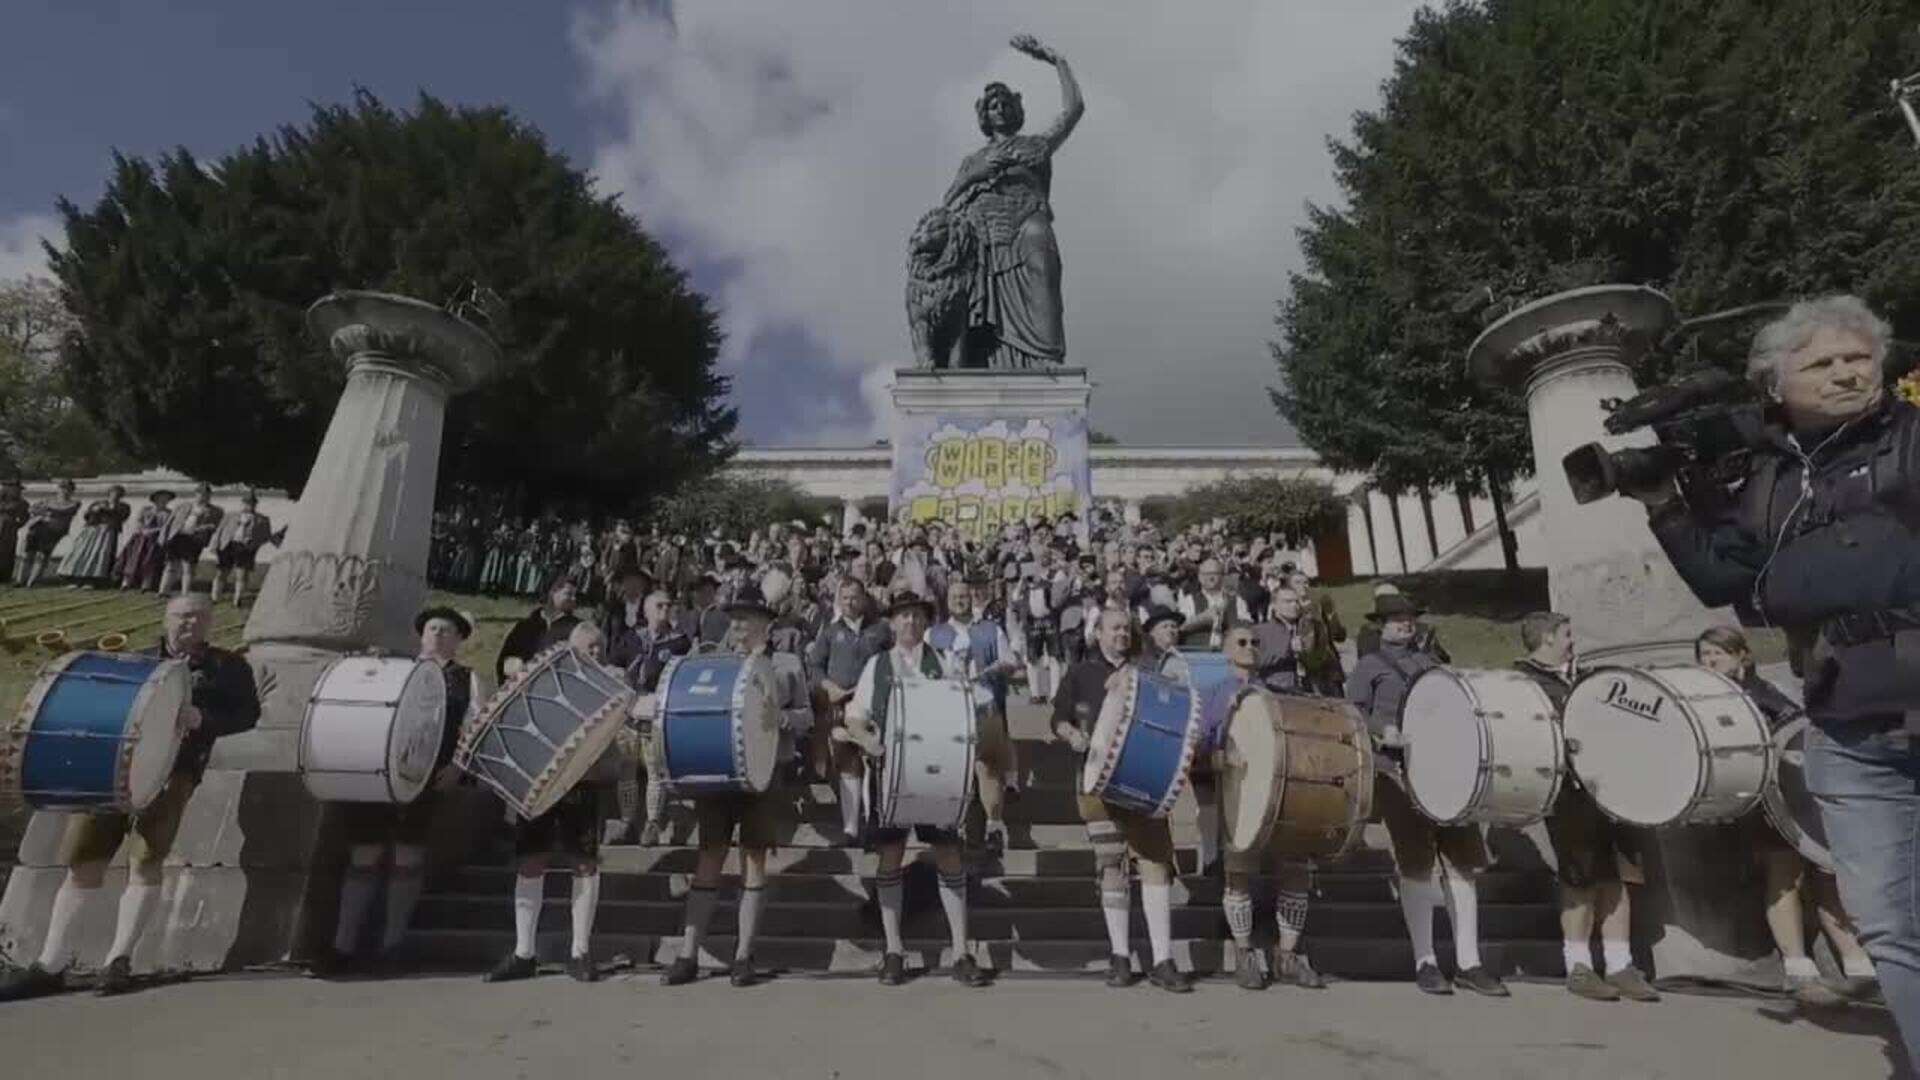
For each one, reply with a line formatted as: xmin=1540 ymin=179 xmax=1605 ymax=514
xmin=1219 ymin=690 xmax=1373 ymax=859
xmin=1401 ymin=668 xmax=1564 ymax=826
xmin=873 ymin=676 xmax=977 ymax=832
xmin=300 ymin=656 xmax=447 ymax=804
xmin=1563 ymin=665 xmax=1774 ymax=827
xmin=1763 ymin=717 xmax=1833 ymax=873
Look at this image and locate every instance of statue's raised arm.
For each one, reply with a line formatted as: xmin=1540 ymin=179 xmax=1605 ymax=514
xmin=1011 ymin=34 xmax=1084 ymax=153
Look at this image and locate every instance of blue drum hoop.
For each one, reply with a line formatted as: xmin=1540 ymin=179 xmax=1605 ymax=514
xmin=1172 ymin=649 xmax=1238 ymax=698
xmin=8 ymin=649 xmax=187 ymax=812
xmin=655 ymin=652 xmax=759 ymax=795
xmin=1085 ymin=667 xmax=1202 ymax=818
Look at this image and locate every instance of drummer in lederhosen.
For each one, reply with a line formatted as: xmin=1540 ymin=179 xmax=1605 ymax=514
xmin=1508 ymin=611 xmax=1658 ymax=1002
xmin=1346 ymin=593 xmax=1508 ymax=997
xmin=1694 ymin=625 xmax=1877 ymax=1006
xmin=1202 ymin=624 xmax=1325 ymax=991
xmin=495 ymin=576 xmax=583 ymax=682
xmin=314 ymin=606 xmax=486 ymax=975
xmin=482 ymin=622 xmax=616 ymax=985
xmin=646 ymin=584 xmax=812 ymax=987
xmin=841 ymin=593 xmax=990 ymax=988
xmin=1136 ymin=605 xmax=1182 ymax=676
xmin=929 ymin=576 xmax=1019 ymax=854
xmin=1053 ymin=605 xmax=1192 ymax=994
xmin=806 ymin=577 xmax=892 ymax=840
xmin=0 ymin=593 xmax=259 ymax=1001
xmin=615 ymin=587 xmax=691 ymax=847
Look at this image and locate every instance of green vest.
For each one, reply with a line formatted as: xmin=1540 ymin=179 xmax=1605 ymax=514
xmin=871 ymin=646 xmax=945 ymax=734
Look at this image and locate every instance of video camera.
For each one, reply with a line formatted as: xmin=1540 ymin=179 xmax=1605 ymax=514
xmin=1562 ymin=368 xmax=1769 ymax=506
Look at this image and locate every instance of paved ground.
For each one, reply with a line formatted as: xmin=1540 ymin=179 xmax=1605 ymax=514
xmin=0 ymin=970 xmax=1905 ymax=1080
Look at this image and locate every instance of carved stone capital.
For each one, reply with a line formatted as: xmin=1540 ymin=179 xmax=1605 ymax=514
xmin=308 ymin=291 xmax=504 ymax=394
xmin=1469 ymin=285 xmax=1677 ymax=392
xmin=246 ymin=550 xmax=425 ymax=655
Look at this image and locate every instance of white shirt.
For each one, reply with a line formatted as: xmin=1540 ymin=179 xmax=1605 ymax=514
xmin=1178 ymin=591 xmax=1252 ymax=624
xmin=848 ymin=642 xmax=949 ymax=725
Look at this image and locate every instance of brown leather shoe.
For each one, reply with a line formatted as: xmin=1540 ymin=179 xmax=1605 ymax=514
xmin=1607 ymin=967 xmax=1660 ymax=1002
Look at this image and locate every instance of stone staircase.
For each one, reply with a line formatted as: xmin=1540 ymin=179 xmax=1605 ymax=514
xmin=398 ymin=733 xmax=1567 ymax=980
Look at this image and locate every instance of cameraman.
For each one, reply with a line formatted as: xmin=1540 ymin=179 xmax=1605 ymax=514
xmin=1632 ymin=295 xmax=1916 ymax=1064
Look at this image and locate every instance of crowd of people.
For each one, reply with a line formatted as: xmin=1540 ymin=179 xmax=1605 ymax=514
xmin=0 ymin=481 xmax=281 ymax=603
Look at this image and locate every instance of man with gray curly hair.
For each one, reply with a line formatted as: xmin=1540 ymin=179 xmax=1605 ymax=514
xmin=1634 ymin=294 xmax=1916 ymax=1066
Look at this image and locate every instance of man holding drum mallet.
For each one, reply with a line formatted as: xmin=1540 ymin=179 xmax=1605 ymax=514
xmin=1204 ymin=623 xmax=1324 ymax=991
xmin=806 ymin=578 xmax=892 ymax=840
xmin=0 ymin=592 xmax=258 ymax=1001
xmin=638 ymin=584 xmax=811 ymax=988
xmin=495 ymin=577 xmax=582 ymax=683
xmin=483 ymin=622 xmax=617 ymax=985
xmin=1509 ymin=612 xmax=1659 ymax=1003
xmin=841 ymin=593 xmax=991 ymax=988
xmin=1346 ymin=593 xmax=1508 ymax=998
xmin=929 ymin=576 xmax=1019 ymax=855
xmin=315 ymin=605 xmax=486 ymax=976
xmin=618 ymin=588 xmax=692 ymax=847
xmin=1054 ymin=606 xmax=1192 ymax=994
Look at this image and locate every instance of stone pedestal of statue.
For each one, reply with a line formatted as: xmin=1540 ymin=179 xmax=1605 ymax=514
xmin=1471 ymin=284 xmax=1767 ymax=983
xmin=0 ymin=292 xmax=505 ymax=974
xmin=888 ymin=367 xmax=1095 ymax=545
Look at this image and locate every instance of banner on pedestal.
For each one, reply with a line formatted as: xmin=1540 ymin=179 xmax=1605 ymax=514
xmin=890 ymin=413 xmax=1091 ymax=541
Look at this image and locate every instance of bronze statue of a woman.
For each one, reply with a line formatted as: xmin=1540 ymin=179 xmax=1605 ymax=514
xmin=908 ymin=35 xmax=1084 ymax=370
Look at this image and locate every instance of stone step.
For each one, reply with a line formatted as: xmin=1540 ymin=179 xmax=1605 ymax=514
xmin=413 ymin=894 xmax=1560 ymax=942
xmin=433 ymin=866 xmax=1556 ymax=907
xmin=395 ymin=929 xmax=1568 ymax=981
xmin=579 ymin=844 xmax=1408 ymax=877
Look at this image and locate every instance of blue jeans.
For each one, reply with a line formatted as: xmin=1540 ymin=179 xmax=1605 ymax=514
xmin=1807 ymin=718 xmax=1920 ymax=1070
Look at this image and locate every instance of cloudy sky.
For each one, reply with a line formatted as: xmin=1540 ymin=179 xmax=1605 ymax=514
xmin=3 ymin=1 xmax=1424 ymax=447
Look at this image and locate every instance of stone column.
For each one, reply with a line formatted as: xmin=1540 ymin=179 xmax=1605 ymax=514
xmin=1470 ymin=284 xmax=1760 ymax=983
xmin=0 ymin=291 xmax=507 ymax=974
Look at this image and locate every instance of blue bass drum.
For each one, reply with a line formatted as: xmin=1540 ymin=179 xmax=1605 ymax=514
xmin=657 ymin=652 xmax=779 ymax=796
xmin=1166 ymin=649 xmax=1237 ymax=699
xmin=1080 ymin=667 xmax=1201 ymax=818
xmin=6 ymin=650 xmax=190 ymax=812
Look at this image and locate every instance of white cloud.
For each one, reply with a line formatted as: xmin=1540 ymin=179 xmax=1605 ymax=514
xmin=0 ymin=213 xmax=61 ymax=284
xmin=575 ymin=1 xmax=1420 ymax=446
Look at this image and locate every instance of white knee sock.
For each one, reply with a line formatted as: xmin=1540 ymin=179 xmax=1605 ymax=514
xmin=1142 ymin=883 xmax=1174 ymax=966
xmin=681 ymin=886 xmax=717 ymax=959
xmin=380 ymin=847 xmax=427 ymax=952
xmin=1601 ymin=939 xmax=1632 ymax=974
xmin=837 ymin=773 xmax=864 ymax=837
xmin=877 ymin=872 xmax=905 ymax=955
xmin=1842 ymin=954 xmax=1877 ymax=979
xmin=736 ymin=887 xmax=764 ymax=961
xmin=37 ymin=880 xmax=91 ymax=972
xmin=1223 ymin=886 xmax=1255 ymax=950
xmin=1563 ymin=941 xmax=1592 ymax=973
xmin=569 ymin=873 xmax=599 ymax=959
xmin=1440 ymin=871 xmax=1482 ymax=971
xmin=512 ymin=876 xmax=543 ymax=960
xmin=334 ymin=873 xmax=378 ymax=954
xmin=1195 ymin=801 xmax=1220 ymax=870
xmin=938 ymin=870 xmax=969 ymax=959
xmin=1399 ymin=877 xmax=1441 ymax=969
xmin=1784 ymin=955 xmax=1820 ymax=978
xmin=1101 ymin=884 xmax=1131 ymax=959
xmin=105 ymin=883 xmax=160 ymax=964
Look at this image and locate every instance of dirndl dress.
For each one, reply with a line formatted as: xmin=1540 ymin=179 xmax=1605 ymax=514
xmin=57 ymin=501 xmax=126 ymax=582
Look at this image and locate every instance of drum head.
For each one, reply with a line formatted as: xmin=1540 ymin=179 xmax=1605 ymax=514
xmin=517 ymin=647 xmax=633 ymax=819
xmin=124 ymin=659 xmax=189 ymax=811
xmin=1765 ymin=718 xmax=1834 ymax=872
xmin=1220 ymin=691 xmax=1282 ymax=853
xmin=1401 ymin=668 xmax=1481 ymax=823
xmin=1080 ymin=675 xmax=1129 ymax=795
xmin=386 ymin=662 xmax=447 ymax=803
xmin=1564 ymin=667 xmax=1703 ymax=826
xmin=738 ymin=654 xmax=780 ymax=792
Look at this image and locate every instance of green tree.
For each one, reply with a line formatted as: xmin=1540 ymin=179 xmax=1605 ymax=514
xmin=1165 ymin=475 xmax=1346 ymax=546
xmin=1273 ymin=1 xmax=1920 ymax=570
xmin=49 ymin=90 xmax=734 ymax=508
xmin=0 ymin=276 xmax=139 ymax=480
xmin=652 ymin=476 xmax=835 ymax=539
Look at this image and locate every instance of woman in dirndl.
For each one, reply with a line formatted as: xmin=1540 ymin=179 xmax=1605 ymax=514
xmin=115 ymin=489 xmax=174 ymax=590
xmin=511 ymin=521 xmax=545 ymax=596
xmin=58 ymin=484 xmax=130 ymax=586
xmin=1694 ymin=626 xmax=1877 ymax=1006
xmin=449 ymin=512 xmax=484 ymax=592
xmin=17 ymin=479 xmax=82 ymax=587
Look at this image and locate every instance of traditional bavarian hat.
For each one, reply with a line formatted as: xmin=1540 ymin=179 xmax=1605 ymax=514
xmin=723 ymin=584 xmax=778 ymax=620
xmin=885 ymin=592 xmax=937 ymax=619
xmin=1141 ymin=605 xmax=1180 ymax=633
xmin=1365 ymin=593 xmax=1425 ymax=622
xmin=414 ymin=605 xmax=473 ymax=638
